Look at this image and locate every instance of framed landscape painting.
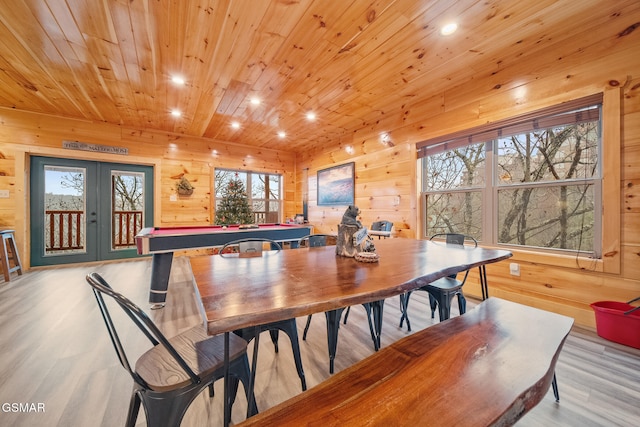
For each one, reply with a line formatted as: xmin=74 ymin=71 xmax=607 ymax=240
xmin=317 ymin=162 xmax=355 ymax=206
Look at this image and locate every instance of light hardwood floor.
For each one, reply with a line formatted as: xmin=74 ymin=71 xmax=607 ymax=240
xmin=0 ymin=257 xmax=638 ymax=426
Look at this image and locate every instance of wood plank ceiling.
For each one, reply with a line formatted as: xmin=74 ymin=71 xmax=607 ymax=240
xmin=0 ymin=0 xmax=637 ymax=153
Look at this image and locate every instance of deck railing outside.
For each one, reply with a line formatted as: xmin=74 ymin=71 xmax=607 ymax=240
xmin=45 ymin=210 xmax=84 ymax=251
xmin=113 ymin=210 xmax=143 ymax=248
xmin=45 ymin=210 xmax=143 ymax=252
xmin=253 ymin=211 xmax=279 ymax=224
xmin=45 ymin=210 xmax=276 ymax=252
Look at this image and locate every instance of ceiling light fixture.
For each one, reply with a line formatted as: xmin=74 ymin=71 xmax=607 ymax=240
xmin=231 ymin=121 xmax=240 ymax=129
xmin=171 ymin=109 xmax=182 ymax=117
xmin=380 ymin=132 xmax=395 ymax=147
xmin=306 ymin=112 xmax=316 ymax=121
xmin=171 ymin=75 xmax=185 ymax=85
xmin=441 ymin=22 xmax=458 ymax=36
xmin=250 ymin=97 xmax=261 ymax=105
xmin=278 ymin=131 xmax=286 ymax=138
xmin=345 ymin=145 xmax=354 ymax=154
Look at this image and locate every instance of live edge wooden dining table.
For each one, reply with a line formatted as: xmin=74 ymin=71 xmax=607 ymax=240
xmin=189 ymin=238 xmax=512 ymax=426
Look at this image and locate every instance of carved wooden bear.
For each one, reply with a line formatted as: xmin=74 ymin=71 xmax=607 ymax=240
xmin=336 ymin=205 xmax=374 ymax=257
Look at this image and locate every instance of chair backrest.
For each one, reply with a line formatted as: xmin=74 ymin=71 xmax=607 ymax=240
xmin=429 ymin=233 xmax=478 ymax=280
xmin=219 ymin=237 xmax=283 ymax=256
xmin=371 ymin=220 xmax=393 ymax=232
xmin=86 ymin=272 xmax=200 ymax=389
xmin=429 ymin=233 xmax=478 ymax=248
xmin=298 ymin=234 xmax=336 ymax=248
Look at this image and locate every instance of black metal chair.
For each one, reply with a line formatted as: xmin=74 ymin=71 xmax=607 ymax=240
xmin=86 ymin=272 xmax=257 ymax=427
xmin=298 ymin=233 xmax=335 ymax=249
xmin=220 ymin=238 xmax=307 ymax=391
xmin=298 ymin=234 xmax=382 ymax=374
xmin=369 ymin=220 xmax=393 ymax=239
xmin=399 ymin=233 xmax=478 ymax=331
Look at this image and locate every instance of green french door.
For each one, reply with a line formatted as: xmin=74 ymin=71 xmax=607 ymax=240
xmin=30 ymin=157 xmax=153 ymax=266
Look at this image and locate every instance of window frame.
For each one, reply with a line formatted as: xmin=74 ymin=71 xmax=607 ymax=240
xmin=418 ymin=92 xmax=618 ymax=266
xmin=214 ymin=168 xmax=283 ymax=224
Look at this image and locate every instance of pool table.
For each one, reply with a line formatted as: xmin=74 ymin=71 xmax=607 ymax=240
xmin=135 ymin=223 xmax=313 ymax=307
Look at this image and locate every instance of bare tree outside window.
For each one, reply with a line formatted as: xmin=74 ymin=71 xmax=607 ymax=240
xmin=111 ymin=171 xmax=144 ymax=249
xmin=423 ymin=106 xmax=601 ymax=256
xmin=44 ymin=167 xmax=85 ymax=253
xmin=425 ymin=144 xmax=484 ymax=239
xmin=496 ymin=122 xmax=598 ymax=251
xmin=113 ymin=174 xmax=143 ymax=211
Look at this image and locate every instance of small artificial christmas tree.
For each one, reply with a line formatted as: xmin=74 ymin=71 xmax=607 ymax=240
xmin=214 ymin=173 xmax=254 ymax=225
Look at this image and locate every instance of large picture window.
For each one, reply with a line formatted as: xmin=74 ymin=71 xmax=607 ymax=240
xmin=419 ymin=94 xmax=602 ymax=257
xmin=214 ymin=169 xmax=282 ymax=224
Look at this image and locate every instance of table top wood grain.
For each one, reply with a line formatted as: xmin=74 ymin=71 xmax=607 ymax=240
xmin=190 ymin=238 xmax=512 ymax=336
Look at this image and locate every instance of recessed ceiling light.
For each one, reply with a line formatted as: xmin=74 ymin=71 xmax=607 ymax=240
xmin=345 ymin=145 xmax=354 ymax=154
xmin=250 ymin=97 xmax=261 ymax=105
xmin=171 ymin=109 xmax=181 ymax=117
xmin=171 ymin=75 xmax=185 ymax=85
xmin=441 ymin=22 xmax=458 ymax=36
xmin=380 ymin=132 xmax=394 ymax=146
xmin=306 ymin=112 xmax=316 ymax=121
xmin=231 ymin=121 xmax=240 ymax=129
xmin=278 ymin=131 xmax=286 ymax=138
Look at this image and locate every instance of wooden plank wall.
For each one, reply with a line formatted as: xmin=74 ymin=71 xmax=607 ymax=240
xmin=300 ymin=142 xmax=416 ymax=238
xmin=297 ymin=83 xmax=640 ymax=328
xmin=0 ymin=108 xmax=297 ymax=263
xmin=1 ymin=30 xmax=639 ymax=330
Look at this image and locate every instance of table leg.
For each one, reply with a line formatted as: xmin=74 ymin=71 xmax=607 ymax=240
xmin=551 ymin=372 xmax=560 ymax=402
xmin=371 ymin=299 xmax=385 ymax=350
xmin=224 ymin=332 xmax=230 ymax=427
xmin=325 ymin=308 xmax=345 ymax=374
xmin=362 ymin=303 xmax=378 ymax=351
xmin=362 ymin=300 xmax=385 ymax=351
xmin=479 ymin=265 xmax=488 ymax=300
xmin=148 ymin=252 xmax=173 ymax=308
xmin=399 ymin=293 xmax=412 ymax=331
xmin=246 ymin=326 xmax=260 ymax=418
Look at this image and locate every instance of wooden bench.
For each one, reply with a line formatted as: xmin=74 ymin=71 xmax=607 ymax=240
xmin=238 ymin=298 xmax=573 ymax=427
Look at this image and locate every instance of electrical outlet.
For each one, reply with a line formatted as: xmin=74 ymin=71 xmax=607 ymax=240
xmin=509 ymin=263 xmax=520 ymax=276
xmin=0 ymin=189 xmax=9 ymax=198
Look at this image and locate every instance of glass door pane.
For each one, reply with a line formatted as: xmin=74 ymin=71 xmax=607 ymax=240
xmin=111 ymin=171 xmax=145 ymax=250
xmin=43 ymin=166 xmax=87 ymax=255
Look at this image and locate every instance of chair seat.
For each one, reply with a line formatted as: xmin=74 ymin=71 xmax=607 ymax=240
xmin=136 ymin=326 xmax=249 ymax=392
xmin=424 ymin=276 xmax=464 ymax=292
